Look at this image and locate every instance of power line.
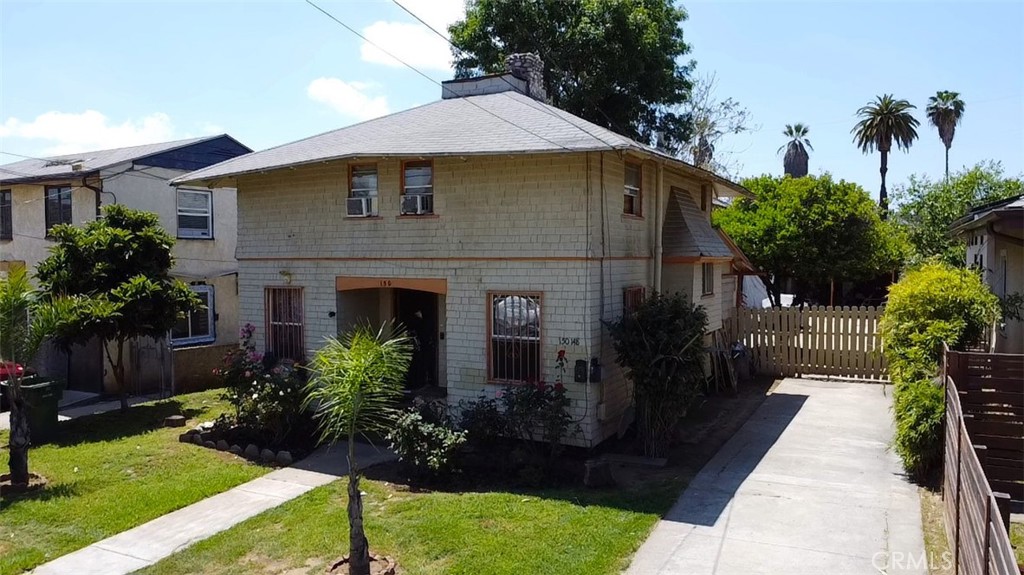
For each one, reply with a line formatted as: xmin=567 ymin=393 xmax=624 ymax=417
xmin=304 ymin=0 xmax=577 ymax=154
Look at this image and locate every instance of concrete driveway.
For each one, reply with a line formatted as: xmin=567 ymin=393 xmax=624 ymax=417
xmin=625 ymin=378 xmax=927 ymax=575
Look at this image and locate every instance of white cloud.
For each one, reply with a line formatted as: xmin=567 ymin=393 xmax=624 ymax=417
xmin=359 ymin=0 xmax=464 ymax=72
xmin=0 ymin=110 xmax=180 ymax=155
xmin=307 ymin=77 xmax=390 ymax=121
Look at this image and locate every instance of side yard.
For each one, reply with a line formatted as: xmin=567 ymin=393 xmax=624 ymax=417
xmin=0 ymin=390 xmax=267 ymax=575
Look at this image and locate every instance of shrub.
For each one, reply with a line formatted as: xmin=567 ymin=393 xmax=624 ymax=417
xmin=216 ymin=323 xmax=309 ymax=446
xmin=387 ymin=402 xmax=467 ymax=477
xmin=500 ymin=381 xmax=578 ymax=458
xmin=880 ymin=262 xmax=999 ymax=480
xmin=891 ymin=379 xmax=945 ymax=479
xmin=458 ymin=395 xmax=506 ymax=451
xmin=605 ymin=292 xmax=708 ymax=457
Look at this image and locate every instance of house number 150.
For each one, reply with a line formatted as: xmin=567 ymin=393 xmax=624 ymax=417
xmin=559 ymin=337 xmax=581 ymax=346
xmin=378 ymin=280 xmax=393 ymax=287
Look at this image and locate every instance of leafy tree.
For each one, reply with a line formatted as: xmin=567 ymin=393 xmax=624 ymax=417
xmin=779 ymin=123 xmax=813 ymax=177
xmin=925 ymin=90 xmax=966 ymax=181
xmin=449 ymin=0 xmax=695 ymax=149
xmin=605 ymin=292 xmax=707 ymax=458
xmin=713 ymin=174 xmax=907 ymax=306
xmin=674 ymin=73 xmax=754 ymax=178
xmin=35 ymin=204 xmax=200 ymax=412
xmin=852 ymin=95 xmax=920 ymax=213
xmin=303 ymin=324 xmax=412 ymax=575
xmin=891 ymin=162 xmax=1024 ymax=266
xmin=0 ymin=267 xmax=62 ymax=484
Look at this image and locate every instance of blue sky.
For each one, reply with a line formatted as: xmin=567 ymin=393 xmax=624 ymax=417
xmin=1 ymin=0 xmax=1021 ymax=199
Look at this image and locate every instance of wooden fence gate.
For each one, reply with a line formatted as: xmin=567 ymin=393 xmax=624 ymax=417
xmin=733 ymin=306 xmax=888 ymax=380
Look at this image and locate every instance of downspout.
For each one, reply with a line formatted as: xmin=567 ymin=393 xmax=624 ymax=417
xmin=80 ymin=176 xmax=117 ymax=217
xmin=654 ymin=162 xmax=664 ymax=293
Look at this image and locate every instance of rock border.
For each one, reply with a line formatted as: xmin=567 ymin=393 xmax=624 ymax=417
xmin=178 ymin=425 xmax=294 ymax=467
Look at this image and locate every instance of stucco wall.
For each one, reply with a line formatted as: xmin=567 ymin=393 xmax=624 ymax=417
xmin=0 ymin=180 xmax=98 ymax=271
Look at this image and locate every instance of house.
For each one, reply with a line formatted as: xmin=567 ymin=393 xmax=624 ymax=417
xmin=174 ymin=55 xmax=751 ymax=446
xmin=950 ymin=195 xmax=1024 ymax=353
xmin=0 ymin=135 xmax=252 ymax=394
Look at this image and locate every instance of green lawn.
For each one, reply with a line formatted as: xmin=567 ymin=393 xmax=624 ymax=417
xmin=0 ymin=389 xmax=267 ymax=575
xmin=1012 ymin=521 xmax=1023 ymax=565
xmin=138 ymin=474 xmax=681 ymax=575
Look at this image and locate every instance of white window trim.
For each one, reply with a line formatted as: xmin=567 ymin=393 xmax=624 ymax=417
xmin=701 ymin=262 xmax=715 ymax=296
xmin=171 ymin=285 xmax=216 ymax=346
xmin=177 ymin=189 xmax=213 ymax=239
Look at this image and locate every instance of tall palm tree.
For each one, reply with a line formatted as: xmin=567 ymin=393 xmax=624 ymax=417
xmin=852 ymin=94 xmax=920 ymax=214
xmin=778 ymin=123 xmax=813 ymax=177
xmin=303 ymin=323 xmax=412 ymax=575
xmin=925 ymin=90 xmax=966 ymax=181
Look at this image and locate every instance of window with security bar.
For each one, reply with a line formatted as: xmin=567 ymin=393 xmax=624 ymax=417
xmin=347 ymin=164 xmax=378 ymax=217
xmin=623 ymin=286 xmax=646 ymax=315
xmin=266 ymin=287 xmax=304 ymax=362
xmin=489 ymin=293 xmax=542 ymax=383
xmin=401 ymin=160 xmax=433 ymax=215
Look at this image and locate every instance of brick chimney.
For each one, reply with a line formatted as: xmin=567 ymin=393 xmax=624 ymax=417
xmin=504 ymin=53 xmax=548 ymax=102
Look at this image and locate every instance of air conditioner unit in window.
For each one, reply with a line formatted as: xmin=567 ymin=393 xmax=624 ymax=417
xmin=400 ymin=194 xmax=432 ymax=215
xmin=346 ymin=197 xmax=377 ymax=217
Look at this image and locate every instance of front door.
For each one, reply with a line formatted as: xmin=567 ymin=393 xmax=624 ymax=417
xmin=395 ymin=289 xmax=438 ymax=389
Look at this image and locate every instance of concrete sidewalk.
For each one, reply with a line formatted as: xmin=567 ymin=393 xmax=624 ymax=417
xmin=625 ymin=378 xmax=926 ymax=575
xmin=31 ymin=442 xmax=394 ymax=575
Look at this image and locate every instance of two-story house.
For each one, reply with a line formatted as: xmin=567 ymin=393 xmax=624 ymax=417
xmin=174 ymin=56 xmax=751 ymax=446
xmin=0 ymin=135 xmax=252 ymax=395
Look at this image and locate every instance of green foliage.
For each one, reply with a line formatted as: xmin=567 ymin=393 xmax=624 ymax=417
xmin=891 ymin=379 xmax=945 ymax=480
xmin=0 ymin=267 xmax=57 ymax=369
xmin=499 ymin=381 xmax=579 ymax=457
xmin=852 ymin=95 xmax=920 ymax=155
xmin=457 ymin=396 xmax=506 ymax=450
xmin=34 ymin=204 xmax=200 ymax=406
xmin=713 ymin=174 xmax=907 ymax=304
xmin=881 ymin=262 xmax=1000 ymax=480
xmin=303 ymin=323 xmax=412 ymax=447
xmin=215 ymin=324 xmax=308 ymax=447
xmin=779 ymin=123 xmax=813 ymax=178
xmin=891 ymin=162 xmax=1024 ymax=266
xmin=387 ymin=403 xmax=467 ymax=477
xmin=604 ymin=292 xmax=707 ymax=457
xmin=449 ymin=0 xmax=695 ymax=149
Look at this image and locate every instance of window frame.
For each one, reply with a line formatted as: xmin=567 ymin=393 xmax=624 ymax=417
xmin=171 ymin=285 xmax=216 ymax=347
xmin=265 ymin=286 xmax=305 ymax=362
xmin=44 ymin=185 xmax=73 ymax=234
xmin=347 ymin=163 xmax=379 ymax=218
xmin=623 ymin=161 xmax=642 ymax=216
xmin=400 ymin=159 xmax=434 ymax=215
xmin=623 ymin=286 xmax=646 ymax=316
xmin=486 ymin=291 xmax=543 ymax=384
xmin=176 ymin=188 xmax=214 ymax=239
xmin=0 ymin=189 xmax=11 ymax=240
xmin=701 ymin=262 xmax=715 ymax=296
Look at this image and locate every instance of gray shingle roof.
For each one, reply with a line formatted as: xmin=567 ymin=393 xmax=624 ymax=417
xmin=172 ymin=91 xmax=745 ymax=196
xmin=663 ymin=188 xmax=733 ymax=259
xmin=0 ymin=136 xmax=217 ymax=184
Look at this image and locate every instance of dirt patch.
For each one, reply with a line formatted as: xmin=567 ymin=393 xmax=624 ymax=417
xmin=0 ymin=472 xmax=48 ymax=497
xmin=918 ymin=487 xmax=954 ymax=575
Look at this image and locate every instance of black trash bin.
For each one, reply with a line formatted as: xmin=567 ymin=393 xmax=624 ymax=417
xmin=1 ymin=376 xmax=62 ymax=442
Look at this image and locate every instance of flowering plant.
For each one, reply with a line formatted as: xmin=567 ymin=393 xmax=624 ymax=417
xmin=215 ymin=324 xmax=307 ymax=445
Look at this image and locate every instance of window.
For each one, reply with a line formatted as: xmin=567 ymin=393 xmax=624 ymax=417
xmin=489 ymin=293 xmax=541 ymax=383
xmin=347 ymin=164 xmax=378 ymax=217
xmin=624 ymin=162 xmax=641 ymax=215
xmin=623 ymin=286 xmax=646 ymax=315
xmin=0 ymin=190 xmax=11 ymax=240
xmin=266 ymin=287 xmax=304 ymax=361
xmin=171 ymin=285 xmax=215 ymax=346
xmin=401 ymin=160 xmax=433 ymax=215
xmin=700 ymin=184 xmax=709 ymax=212
xmin=44 ymin=185 xmax=72 ymax=233
xmin=177 ymin=189 xmax=213 ymax=238
xmin=701 ymin=262 xmax=715 ymax=295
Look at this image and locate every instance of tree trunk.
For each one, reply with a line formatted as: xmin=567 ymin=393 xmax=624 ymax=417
xmin=347 ymin=436 xmax=370 ymax=575
xmin=6 ymin=379 xmax=30 ymax=485
xmin=879 ymin=150 xmax=889 ymax=219
xmin=114 ymin=338 xmax=128 ymax=412
xmin=944 ymin=145 xmax=950 ymax=182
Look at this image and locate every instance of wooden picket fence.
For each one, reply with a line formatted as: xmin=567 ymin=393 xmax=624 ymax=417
xmin=942 ymin=346 xmax=1022 ymax=575
xmin=734 ymin=306 xmax=887 ymax=380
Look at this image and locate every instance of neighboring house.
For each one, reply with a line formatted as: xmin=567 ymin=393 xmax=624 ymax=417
xmin=174 ymin=55 xmax=751 ymax=447
xmin=950 ymin=195 xmax=1024 ymax=354
xmin=717 ymin=228 xmax=763 ymax=320
xmin=0 ymin=135 xmax=252 ymax=394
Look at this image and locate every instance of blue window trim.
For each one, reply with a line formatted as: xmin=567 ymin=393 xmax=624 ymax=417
xmin=171 ymin=285 xmax=216 ymax=347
